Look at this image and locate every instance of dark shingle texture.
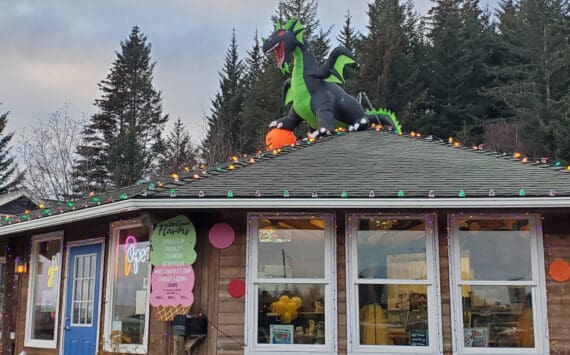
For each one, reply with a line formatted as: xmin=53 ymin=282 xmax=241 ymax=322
xmin=150 ymin=130 xmax=570 ymax=199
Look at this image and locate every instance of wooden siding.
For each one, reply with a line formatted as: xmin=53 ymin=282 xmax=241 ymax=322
xmin=5 ymin=209 xmax=570 ymax=355
xmin=543 ymin=213 xmax=570 ymax=355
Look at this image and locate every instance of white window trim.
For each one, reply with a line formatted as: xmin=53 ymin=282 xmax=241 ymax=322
xmin=245 ymin=212 xmax=337 ymax=355
xmin=346 ymin=213 xmax=443 ymax=355
xmin=102 ymin=221 xmax=151 ymax=354
xmin=448 ymin=213 xmax=549 ymax=355
xmin=25 ymin=231 xmax=64 ymax=349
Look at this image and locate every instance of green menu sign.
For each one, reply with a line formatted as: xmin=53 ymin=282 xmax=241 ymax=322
xmin=150 ymin=215 xmax=197 ymax=265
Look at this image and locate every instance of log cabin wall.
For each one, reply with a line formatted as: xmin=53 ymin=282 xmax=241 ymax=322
xmin=543 ymin=212 xmax=570 ymax=355
xmin=4 ymin=208 xmax=570 ymax=355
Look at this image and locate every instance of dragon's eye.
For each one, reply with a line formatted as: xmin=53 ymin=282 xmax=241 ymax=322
xmin=277 ymin=30 xmax=285 ymax=37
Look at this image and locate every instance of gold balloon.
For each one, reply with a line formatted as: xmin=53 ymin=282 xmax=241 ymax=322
xmin=281 ymin=311 xmax=293 ymax=324
xmin=286 ymin=301 xmax=297 ymax=313
xmin=291 ymin=296 xmax=302 ymax=308
xmin=279 ymin=295 xmax=290 ymax=303
xmin=290 ymin=309 xmax=298 ymax=321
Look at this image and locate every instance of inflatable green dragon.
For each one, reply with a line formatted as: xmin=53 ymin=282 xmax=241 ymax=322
xmin=262 ymin=18 xmax=401 ymax=137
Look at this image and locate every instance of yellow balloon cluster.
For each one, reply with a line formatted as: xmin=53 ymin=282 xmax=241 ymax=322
xmin=271 ymin=295 xmax=302 ymax=324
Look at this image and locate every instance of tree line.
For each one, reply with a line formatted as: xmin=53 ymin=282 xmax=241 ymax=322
xmin=0 ymin=0 xmax=568 ymax=201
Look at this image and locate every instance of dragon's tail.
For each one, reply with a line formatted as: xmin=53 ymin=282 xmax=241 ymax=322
xmin=365 ymin=108 xmax=402 ymax=135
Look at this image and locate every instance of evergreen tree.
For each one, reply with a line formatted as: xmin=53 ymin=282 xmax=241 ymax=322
xmin=312 ymin=26 xmax=332 ymax=66
xmin=202 ymin=30 xmax=246 ymax=163
xmin=74 ymin=26 xmax=168 ymax=191
xmin=413 ymin=0 xmax=492 ymax=143
xmin=274 ymin=0 xmax=320 ymax=38
xmin=486 ymin=0 xmax=570 ymax=158
xmin=337 ymin=10 xmax=358 ymax=53
xmin=158 ymin=118 xmax=198 ymax=175
xmin=337 ymin=10 xmax=362 ymax=95
xmin=241 ymin=58 xmax=288 ymax=153
xmin=357 ymin=0 xmax=427 ymax=126
xmin=0 ymin=105 xmax=22 ymax=193
xmin=244 ymin=30 xmax=263 ymax=92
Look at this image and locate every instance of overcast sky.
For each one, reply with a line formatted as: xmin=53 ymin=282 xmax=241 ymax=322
xmin=0 ymin=0 xmax=493 ymax=145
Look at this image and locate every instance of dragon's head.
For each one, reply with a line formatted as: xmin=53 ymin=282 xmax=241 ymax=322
xmin=262 ymin=18 xmax=305 ymax=73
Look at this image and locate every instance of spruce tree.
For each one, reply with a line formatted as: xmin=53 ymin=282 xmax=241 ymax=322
xmin=337 ymin=10 xmax=361 ymax=95
xmin=202 ymin=30 xmax=245 ymax=163
xmin=158 ymin=118 xmax=198 ymax=175
xmin=274 ymin=0 xmax=320 ymax=38
xmin=0 ymin=105 xmax=22 ymax=193
xmin=337 ymin=10 xmax=358 ymax=53
xmin=357 ymin=0 xmax=426 ymax=125
xmin=486 ymin=0 xmax=570 ymax=157
xmin=414 ymin=0 xmax=492 ymax=143
xmin=74 ymin=26 xmax=168 ymax=191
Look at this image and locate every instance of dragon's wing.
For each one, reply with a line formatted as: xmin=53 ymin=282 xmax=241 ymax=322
xmin=323 ymin=46 xmax=356 ymax=84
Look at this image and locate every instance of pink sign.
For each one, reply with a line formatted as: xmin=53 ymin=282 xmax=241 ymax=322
xmin=209 ymin=222 xmax=235 ymax=249
xmin=150 ymin=265 xmax=195 ymax=307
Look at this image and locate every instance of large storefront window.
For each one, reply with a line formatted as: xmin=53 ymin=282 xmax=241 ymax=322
xmin=246 ymin=214 xmax=336 ymax=354
xmin=25 ymin=232 xmax=63 ymax=348
xmin=346 ymin=214 xmax=441 ymax=353
xmin=104 ymin=222 xmax=151 ymax=354
xmin=449 ymin=214 xmax=548 ymax=354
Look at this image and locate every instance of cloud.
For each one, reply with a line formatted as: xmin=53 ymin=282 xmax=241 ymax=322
xmin=0 ymin=0 xmax=498 ymax=145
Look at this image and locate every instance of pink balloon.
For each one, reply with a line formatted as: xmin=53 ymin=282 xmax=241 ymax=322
xmin=150 ymin=265 xmax=195 ymax=307
xmin=209 ymin=223 xmax=235 ymax=249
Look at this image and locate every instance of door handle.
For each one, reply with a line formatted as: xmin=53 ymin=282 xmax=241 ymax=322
xmin=65 ymin=326 xmax=70 ymax=331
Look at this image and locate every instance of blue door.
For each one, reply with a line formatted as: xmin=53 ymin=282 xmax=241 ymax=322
xmin=63 ymin=243 xmax=103 ymax=355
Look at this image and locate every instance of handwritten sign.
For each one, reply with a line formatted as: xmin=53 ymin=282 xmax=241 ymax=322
xmin=150 ymin=215 xmax=197 ymax=266
xmin=150 ymin=265 xmax=195 ymax=307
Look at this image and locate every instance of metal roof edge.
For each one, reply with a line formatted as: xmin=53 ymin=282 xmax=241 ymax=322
xmin=1 ymin=197 xmax=570 ymax=236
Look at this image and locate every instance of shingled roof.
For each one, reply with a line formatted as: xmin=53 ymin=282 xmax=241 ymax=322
xmin=149 ymin=130 xmax=570 ymax=199
xmin=2 ymin=129 xmax=570 ymax=234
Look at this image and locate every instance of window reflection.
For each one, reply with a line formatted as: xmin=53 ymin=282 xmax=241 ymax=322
xmin=358 ymin=219 xmax=426 ymax=280
xmin=459 ymin=219 xmax=531 ymax=281
xmin=258 ymin=219 xmax=325 ymax=279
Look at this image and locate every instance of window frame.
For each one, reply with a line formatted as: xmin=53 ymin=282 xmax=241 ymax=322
xmin=245 ymin=212 xmax=337 ymax=354
xmin=103 ymin=220 xmax=151 ymax=354
xmin=346 ymin=213 xmax=442 ymax=354
xmin=24 ymin=231 xmax=64 ymax=349
xmin=448 ymin=213 xmax=549 ymax=355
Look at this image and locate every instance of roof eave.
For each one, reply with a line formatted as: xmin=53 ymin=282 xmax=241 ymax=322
xmin=0 ymin=197 xmax=569 ymax=236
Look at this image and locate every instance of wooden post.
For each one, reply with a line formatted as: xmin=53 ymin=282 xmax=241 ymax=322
xmin=173 ymin=334 xmax=186 ymax=355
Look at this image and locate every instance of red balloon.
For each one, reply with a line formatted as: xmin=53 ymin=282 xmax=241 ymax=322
xmin=265 ymin=128 xmax=296 ymax=150
xmin=227 ymin=279 xmax=246 ymax=298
